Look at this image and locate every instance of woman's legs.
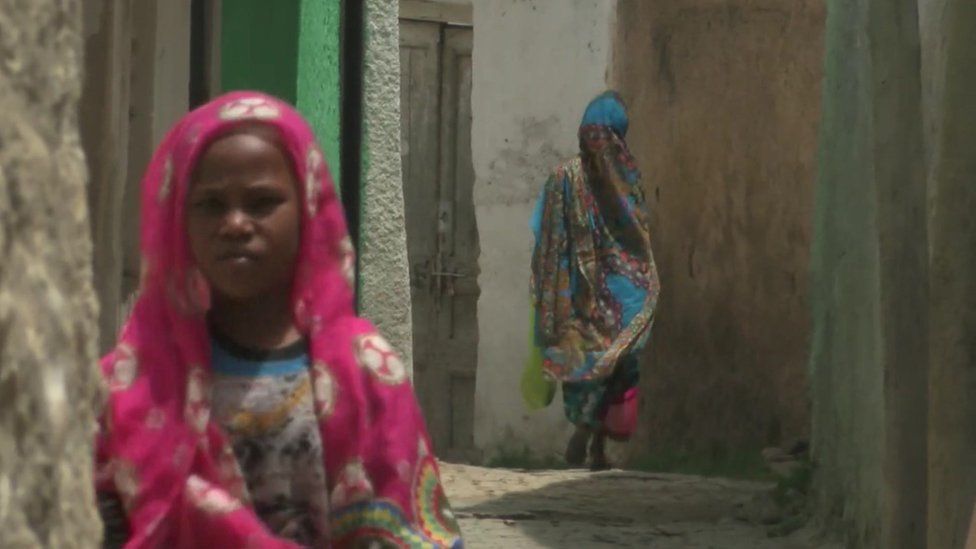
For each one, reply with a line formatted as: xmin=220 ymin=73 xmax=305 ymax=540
xmin=562 ymin=380 xmax=603 ymax=467
xmin=589 ymin=432 xmax=611 ymax=471
xmin=562 ymin=355 xmax=640 ymax=468
xmin=591 ymin=355 xmax=641 ymax=470
xmin=565 ymin=425 xmax=590 ymax=467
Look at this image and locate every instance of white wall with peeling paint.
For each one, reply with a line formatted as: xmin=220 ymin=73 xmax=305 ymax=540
xmin=470 ymin=0 xmax=618 ymax=461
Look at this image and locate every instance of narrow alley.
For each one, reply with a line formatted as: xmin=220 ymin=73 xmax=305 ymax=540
xmin=2 ymin=0 xmax=976 ymax=548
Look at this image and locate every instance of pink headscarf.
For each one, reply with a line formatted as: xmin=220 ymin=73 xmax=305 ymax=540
xmin=95 ymin=92 xmax=463 ymax=548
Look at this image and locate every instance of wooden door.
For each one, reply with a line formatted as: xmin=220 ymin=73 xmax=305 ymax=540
xmin=399 ymin=20 xmax=479 ymax=462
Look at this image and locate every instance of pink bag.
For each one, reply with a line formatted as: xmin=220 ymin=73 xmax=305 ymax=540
xmin=603 ymin=387 xmax=639 ymax=441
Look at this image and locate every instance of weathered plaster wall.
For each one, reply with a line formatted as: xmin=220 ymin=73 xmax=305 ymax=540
xmin=870 ymin=3 xmax=930 ymax=546
xmin=810 ymin=1 xmax=929 ymax=547
xmin=919 ymin=0 xmax=947 ymax=183
xmin=81 ymin=0 xmax=131 ymax=353
xmin=122 ymin=1 xmax=191 ymax=306
xmin=470 ymin=0 xmax=617 ymax=459
xmin=0 ymin=0 xmax=103 ymax=545
xmin=926 ymin=2 xmax=976 ymax=545
xmin=613 ymin=0 xmax=824 ymax=456
xmin=359 ymin=0 xmax=414 ymax=372
xmin=80 ymin=1 xmax=191 ymax=343
xmin=810 ymin=1 xmax=886 ymax=544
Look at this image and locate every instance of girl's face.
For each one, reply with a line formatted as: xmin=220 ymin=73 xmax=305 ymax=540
xmin=186 ymin=126 xmax=301 ymax=303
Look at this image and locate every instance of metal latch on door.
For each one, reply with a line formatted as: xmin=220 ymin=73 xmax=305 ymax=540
xmin=431 ymin=269 xmax=465 ymax=297
xmin=412 ymin=260 xmax=467 ymax=297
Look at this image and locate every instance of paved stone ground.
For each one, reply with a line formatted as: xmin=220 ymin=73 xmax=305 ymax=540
xmin=441 ymin=464 xmax=842 ymax=549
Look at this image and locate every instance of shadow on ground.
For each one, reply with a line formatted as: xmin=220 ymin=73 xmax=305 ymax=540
xmin=440 ymin=464 xmax=840 ymax=549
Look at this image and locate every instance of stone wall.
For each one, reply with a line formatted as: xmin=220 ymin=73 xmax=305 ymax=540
xmin=359 ymin=0 xmax=414 ymax=373
xmin=0 ymin=0 xmax=103 ymax=545
xmin=613 ymin=0 xmax=825 ymax=457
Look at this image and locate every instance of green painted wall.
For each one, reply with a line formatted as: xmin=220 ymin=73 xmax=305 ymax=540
xmin=811 ymin=1 xmax=929 ymax=547
xmin=220 ymin=0 xmax=342 ymax=184
xmin=296 ymin=0 xmax=342 ymax=180
xmin=220 ymin=0 xmax=301 ymax=103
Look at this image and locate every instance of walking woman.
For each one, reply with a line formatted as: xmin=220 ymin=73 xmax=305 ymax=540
xmin=530 ymin=91 xmax=660 ymax=470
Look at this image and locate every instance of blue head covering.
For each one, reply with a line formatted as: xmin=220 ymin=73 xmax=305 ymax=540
xmin=580 ymin=91 xmax=629 ymax=138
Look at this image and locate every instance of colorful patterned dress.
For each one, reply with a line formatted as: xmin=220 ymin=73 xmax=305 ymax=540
xmin=530 ymin=91 xmax=661 ymax=433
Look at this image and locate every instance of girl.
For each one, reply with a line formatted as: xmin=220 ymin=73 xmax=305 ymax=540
xmin=530 ymin=91 xmax=660 ymax=470
xmin=95 ymin=92 xmax=463 ymax=548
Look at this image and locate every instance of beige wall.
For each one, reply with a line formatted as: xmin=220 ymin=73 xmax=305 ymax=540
xmin=122 ymin=1 xmax=192 ymax=307
xmin=614 ymin=0 xmax=825 ymax=458
xmin=470 ymin=0 xmax=618 ymax=460
xmin=81 ymin=0 xmax=132 ymax=352
xmin=82 ymin=0 xmax=191 ymax=350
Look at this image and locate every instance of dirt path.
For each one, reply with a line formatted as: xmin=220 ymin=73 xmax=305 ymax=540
xmin=440 ymin=464 xmax=840 ymax=549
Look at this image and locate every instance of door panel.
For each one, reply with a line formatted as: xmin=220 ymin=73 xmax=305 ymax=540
xmin=436 ymin=27 xmax=478 ymax=454
xmin=399 ymin=21 xmax=440 ymax=389
xmin=399 ymin=21 xmax=479 ymax=461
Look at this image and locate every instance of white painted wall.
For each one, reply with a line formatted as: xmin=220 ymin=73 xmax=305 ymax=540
xmin=470 ymin=0 xmax=617 ymax=461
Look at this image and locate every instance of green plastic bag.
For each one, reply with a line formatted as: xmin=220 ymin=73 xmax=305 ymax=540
xmin=521 ymin=309 xmax=556 ymax=409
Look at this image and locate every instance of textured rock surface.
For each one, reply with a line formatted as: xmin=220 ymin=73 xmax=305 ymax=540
xmin=359 ymin=0 xmax=414 ymax=373
xmin=0 ymin=0 xmax=104 ymax=546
